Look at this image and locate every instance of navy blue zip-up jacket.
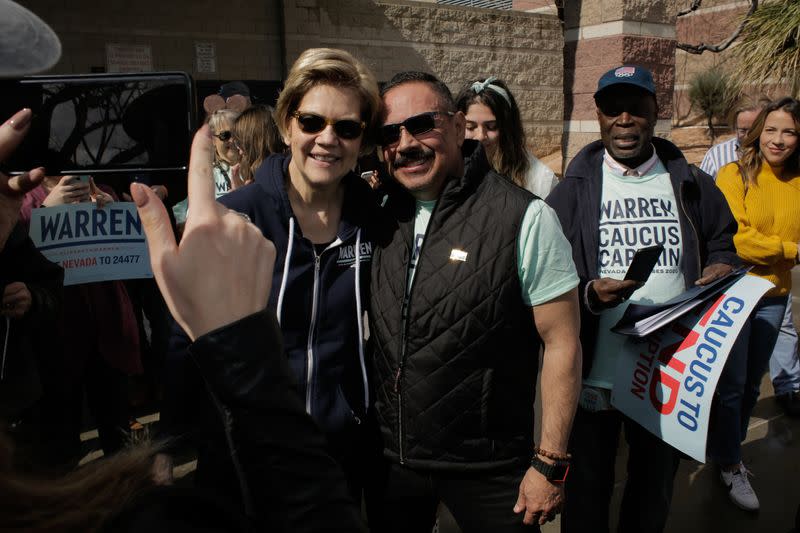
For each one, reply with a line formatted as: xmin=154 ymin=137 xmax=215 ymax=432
xmin=220 ymin=153 xmax=378 ymax=437
xmin=546 ymin=138 xmax=739 ymax=378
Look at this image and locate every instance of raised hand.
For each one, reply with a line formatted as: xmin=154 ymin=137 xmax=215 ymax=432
xmin=131 ymin=125 xmax=275 ymax=341
xmin=0 ymin=109 xmax=46 ymax=250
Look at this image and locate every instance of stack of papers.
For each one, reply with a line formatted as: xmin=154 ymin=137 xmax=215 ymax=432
xmin=612 ymin=268 xmax=750 ymax=337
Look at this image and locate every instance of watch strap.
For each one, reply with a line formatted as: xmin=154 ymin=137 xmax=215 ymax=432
xmin=530 ymin=454 xmax=569 ymax=483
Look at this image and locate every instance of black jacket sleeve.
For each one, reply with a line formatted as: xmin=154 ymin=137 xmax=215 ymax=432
xmin=188 ymin=310 xmax=366 ymax=533
xmin=689 ymin=165 xmax=740 ymax=269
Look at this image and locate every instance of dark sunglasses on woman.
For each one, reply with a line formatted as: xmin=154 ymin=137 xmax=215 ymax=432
xmin=213 ymin=130 xmax=233 ymax=142
xmin=292 ymin=111 xmax=365 ymax=140
xmin=379 ymin=111 xmax=454 ymax=146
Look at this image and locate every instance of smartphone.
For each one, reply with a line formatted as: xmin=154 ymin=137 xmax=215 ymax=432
xmin=74 ymin=175 xmax=91 ymax=184
xmin=624 ymin=244 xmax=664 ymax=283
xmin=0 ymin=72 xmax=196 ymax=175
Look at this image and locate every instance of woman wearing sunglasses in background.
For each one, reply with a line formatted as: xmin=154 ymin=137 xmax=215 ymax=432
xmin=455 ymin=77 xmax=557 ymax=198
xmin=216 ymin=48 xmax=384 ymax=514
xmin=172 ymin=109 xmax=241 ymax=229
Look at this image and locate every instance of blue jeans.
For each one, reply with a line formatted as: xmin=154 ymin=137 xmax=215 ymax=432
xmin=709 ymin=295 xmax=788 ymax=466
xmin=769 ymin=300 xmax=800 ymax=395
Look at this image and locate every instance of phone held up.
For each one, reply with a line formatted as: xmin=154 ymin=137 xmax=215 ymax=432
xmin=0 ymin=72 xmax=196 ymax=176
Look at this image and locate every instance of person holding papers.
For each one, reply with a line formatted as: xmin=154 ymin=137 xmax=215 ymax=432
xmin=712 ymin=96 xmax=800 ymax=511
xmin=547 ymin=65 xmax=739 ymax=533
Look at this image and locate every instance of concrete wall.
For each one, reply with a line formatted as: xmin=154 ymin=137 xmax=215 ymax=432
xmin=19 ymin=0 xmax=284 ymax=80
xmin=21 ymin=0 xmax=564 ymax=158
xmin=281 ymin=0 xmax=564 ymax=157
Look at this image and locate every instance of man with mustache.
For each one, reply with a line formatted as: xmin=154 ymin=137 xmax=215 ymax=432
xmin=368 ymin=71 xmax=582 ymax=531
xmin=546 ymin=66 xmax=739 ymax=533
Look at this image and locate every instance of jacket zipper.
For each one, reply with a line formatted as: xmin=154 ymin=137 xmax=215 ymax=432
xmin=306 ymin=251 xmax=322 ymax=415
xmin=677 ymin=182 xmax=702 ymax=282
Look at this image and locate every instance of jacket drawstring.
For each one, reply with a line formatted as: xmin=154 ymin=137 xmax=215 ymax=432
xmin=1 ymin=317 xmax=10 ymax=380
xmin=354 ymin=229 xmax=369 ymax=411
xmin=276 ymin=217 xmax=295 ymax=325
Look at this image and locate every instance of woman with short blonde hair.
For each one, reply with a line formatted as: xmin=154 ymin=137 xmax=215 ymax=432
xmin=186 ymin=47 xmax=383 ymax=511
xmin=274 ymin=47 xmax=381 ymax=155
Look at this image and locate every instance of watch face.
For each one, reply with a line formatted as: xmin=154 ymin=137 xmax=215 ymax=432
xmin=550 ymin=463 xmax=569 ymax=483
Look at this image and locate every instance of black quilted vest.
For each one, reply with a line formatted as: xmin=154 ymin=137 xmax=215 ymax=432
xmin=370 ymin=142 xmax=541 ymax=472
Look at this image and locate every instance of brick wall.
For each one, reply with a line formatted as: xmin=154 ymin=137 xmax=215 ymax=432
xmin=673 ymin=0 xmax=751 ymax=127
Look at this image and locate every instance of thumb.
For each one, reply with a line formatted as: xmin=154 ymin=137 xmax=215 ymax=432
xmin=513 ymin=490 xmax=526 ymax=514
xmin=131 ymin=182 xmax=176 ymax=267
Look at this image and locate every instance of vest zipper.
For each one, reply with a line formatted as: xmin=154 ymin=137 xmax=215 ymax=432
xmin=306 ymin=251 xmax=322 ymax=416
xmin=395 ymin=199 xmax=439 ymax=465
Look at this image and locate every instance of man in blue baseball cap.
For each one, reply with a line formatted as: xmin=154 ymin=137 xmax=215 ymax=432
xmin=547 ymin=65 xmax=740 ymax=532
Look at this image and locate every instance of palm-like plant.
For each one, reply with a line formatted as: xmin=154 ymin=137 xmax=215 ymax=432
xmin=732 ymin=0 xmax=800 ymax=97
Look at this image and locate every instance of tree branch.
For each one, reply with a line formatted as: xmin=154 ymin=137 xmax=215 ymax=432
xmin=677 ymin=0 xmax=703 ymax=18
xmin=676 ymin=0 xmax=758 ymax=55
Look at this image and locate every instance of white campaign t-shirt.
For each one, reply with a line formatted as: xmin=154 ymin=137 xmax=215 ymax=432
xmin=585 ymin=156 xmax=686 ymax=389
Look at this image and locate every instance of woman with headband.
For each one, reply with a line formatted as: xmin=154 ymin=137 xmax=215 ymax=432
xmin=456 ymin=77 xmax=557 ymax=198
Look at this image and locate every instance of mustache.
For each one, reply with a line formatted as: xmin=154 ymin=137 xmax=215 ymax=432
xmin=394 ymin=147 xmax=434 ymax=168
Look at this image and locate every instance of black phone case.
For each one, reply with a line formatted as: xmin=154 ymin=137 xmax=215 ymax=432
xmin=623 ymin=244 xmax=664 ymax=282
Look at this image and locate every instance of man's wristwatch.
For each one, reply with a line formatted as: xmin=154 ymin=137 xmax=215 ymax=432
xmin=530 ymin=454 xmax=570 ymax=483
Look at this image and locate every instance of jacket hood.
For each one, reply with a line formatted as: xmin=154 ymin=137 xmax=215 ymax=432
xmin=565 ymin=137 xmax=691 ymax=181
xmin=251 ymin=152 xmax=377 ymax=241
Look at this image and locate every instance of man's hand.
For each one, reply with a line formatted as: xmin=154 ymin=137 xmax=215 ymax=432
xmin=695 ymin=262 xmax=734 ymax=286
xmin=588 ymin=277 xmax=640 ymax=310
xmin=131 ymin=125 xmax=276 ymax=341
xmin=513 ymin=466 xmax=564 ymax=525
xmin=2 ymin=282 xmax=32 ymax=319
xmin=0 ymin=109 xmax=45 ymax=250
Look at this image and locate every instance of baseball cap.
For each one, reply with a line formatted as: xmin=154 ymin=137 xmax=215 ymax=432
xmin=594 ymin=65 xmax=656 ymax=99
xmin=219 ymin=81 xmax=251 ymax=99
xmin=0 ymin=0 xmax=61 ymax=76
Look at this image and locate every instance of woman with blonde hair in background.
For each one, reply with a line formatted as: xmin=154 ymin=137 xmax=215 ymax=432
xmin=712 ymin=96 xmax=800 ymax=512
xmin=172 ymin=108 xmax=241 ymax=227
xmin=455 ymin=76 xmax=557 ymax=198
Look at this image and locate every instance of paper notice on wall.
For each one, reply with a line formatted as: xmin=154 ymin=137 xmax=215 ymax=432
xmin=195 ymin=42 xmax=217 ymax=73
xmin=611 ymin=274 xmax=774 ymax=462
xmin=106 ymin=43 xmax=153 ymax=73
xmin=29 ymin=203 xmax=153 ymax=286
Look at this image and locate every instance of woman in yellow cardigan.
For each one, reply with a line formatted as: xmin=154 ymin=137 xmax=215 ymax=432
xmin=713 ymin=96 xmax=800 ymax=511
